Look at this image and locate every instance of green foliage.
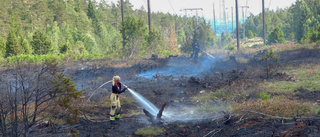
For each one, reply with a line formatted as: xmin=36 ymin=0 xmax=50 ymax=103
xmin=0 ymin=0 xmax=217 ymax=59
xmin=5 ymin=54 xmax=65 ymax=65
xmin=60 ymin=42 xmax=70 ymax=54
xmin=260 ymin=49 xmax=280 ymax=79
xmin=87 ymin=0 xmax=97 ymax=20
xmin=268 ymin=27 xmax=286 ymax=45
xmin=20 ymin=37 xmax=32 ymax=54
xmin=50 ymin=60 xmax=83 ymax=124
xmin=120 ymin=16 xmax=147 ymax=57
xmin=303 ymin=26 xmax=320 ymax=43
xmin=0 ymin=36 xmax=5 ymax=57
xmin=162 ymin=50 xmax=174 ymax=57
xmin=6 ymin=31 xmax=23 ymax=57
xmin=244 ymin=0 xmax=320 ymax=43
xmin=259 ymin=93 xmax=271 ymax=100
xmin=248 ymin=30 xmax=254 ymax=39
xmin=147 ymin=29 xmax=164 ymax=55
xmin=31 ymin=30 xmax=52 ymax=55
xmin=225 ymin=44 xmax=236 ymax=51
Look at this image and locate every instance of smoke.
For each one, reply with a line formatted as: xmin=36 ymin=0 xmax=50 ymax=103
xmin=128 ymin=87 xmax=230 ymax=123
xmin=137 ymin=57 xmax=216 ymax=78
xmin=162 ymin=101 xmax=230 ymax=122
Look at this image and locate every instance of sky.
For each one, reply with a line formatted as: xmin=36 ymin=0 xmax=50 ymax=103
xmin=102 ymin=0 xmax=297 ymax=19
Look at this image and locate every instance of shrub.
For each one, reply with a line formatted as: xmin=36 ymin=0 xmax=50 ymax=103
xmin=260 ymin=49 xmax=280 ymax=79
xmin=248 ymin=30 xmax=254 ymax=39
xmin=259 ymin=93 xmax=271 ymax=100
xmin=225 ymin=44 xmax=236 ymax=51
xmin=268 ymin=27 xmax=285 ymax=45
xmin=162 ymin=50 xmax=174 ymax=57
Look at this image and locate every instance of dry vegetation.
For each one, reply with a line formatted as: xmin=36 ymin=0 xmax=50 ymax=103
xmin=234 ymin=97 xmax=318 ymax=117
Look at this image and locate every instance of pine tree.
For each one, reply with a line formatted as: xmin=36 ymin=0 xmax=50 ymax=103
xmin=87 ymin=0 xmax=97 ymax=20
xmin=248 ymin=30 xmax=254 ymax=39
xmin=120 ymin=17 xmax=147 ymax=57
xmin=268 ymin=27 xmax=286 ymax=44
xmin=20 ymin=37 xmax=32 ymax=54
xmin=6 ymin=31 xmax=23 ymax=57
xmin=31 ymin=30 xmax=52 ymax=55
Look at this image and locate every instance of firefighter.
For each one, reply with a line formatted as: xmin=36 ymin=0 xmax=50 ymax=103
xmin=110 ymin=76 xmax=127 ymax=124
xmin=191 ymin=40 xmax=200 ymax=59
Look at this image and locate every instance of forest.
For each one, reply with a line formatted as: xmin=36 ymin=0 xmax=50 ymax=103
xmin=243 ymin=0 xmax=320 ymax=44
xmin=0 ymin=0 xmax=215 ymax=60
xmin=1 ymin=0 xmax=320 ymax=61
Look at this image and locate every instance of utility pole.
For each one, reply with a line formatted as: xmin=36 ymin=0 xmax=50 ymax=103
xmin=147 ymin=0 xmax=151 ymax=33
xmin=262 ymin=0 xmax=266 ymax=44
xmin=235 ymin=0 xmax=240 ymax=50
xmin=213 ymin=3 xmax=216 ymax=33
xmin=222 ymin=0 xmax=227 ymax=33
xmin=239 ymin=6 xmax=249 ymax=39
xmin=231 ymin=7 xmax=234 ymax=39
xmin=121 ymin=0 xmax=124 ymax=22
xmin=180 ymin=8 xmax=203 ymax=25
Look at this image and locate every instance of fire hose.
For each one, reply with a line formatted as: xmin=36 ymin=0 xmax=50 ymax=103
xmin=82 ymin=81 xmax=130 ymax=123
xmin=198 ymin=47 xmax=215 ymax=59
xmin=83 ymin=80 xmax=112 ymax=122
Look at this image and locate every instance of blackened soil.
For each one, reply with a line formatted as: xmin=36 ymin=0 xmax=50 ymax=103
xmin=29 ymin=49 xmax=320 ymax=137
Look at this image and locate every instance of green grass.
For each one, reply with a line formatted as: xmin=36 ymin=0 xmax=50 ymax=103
xmin=5 ymin=54 xmax=66 ymax=65
xmin=264 ymin=65 xmax=320 ymax=93
xmin=134 ymin=126 xmax=165 ymax=136
xmin=190 ymin=89 xmax=232 ymax=114
xmin=191 ymin=88 xmax=234 ymax=103
xmin=263 ymin=81 xmax=299 ymax=93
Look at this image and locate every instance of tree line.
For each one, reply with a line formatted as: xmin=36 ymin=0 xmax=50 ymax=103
xmin=243 ymin=0 xmax=320 ymax=45
xmin=0 ymin=0 xmax=216 ymax=59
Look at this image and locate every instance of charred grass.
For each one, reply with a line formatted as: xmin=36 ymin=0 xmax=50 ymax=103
xmin=191 ymin=56 xmax=320 ymax=119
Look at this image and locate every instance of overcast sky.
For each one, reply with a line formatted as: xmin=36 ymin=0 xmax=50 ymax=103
xmin=102 ymin=0 xmax=297 ymax=19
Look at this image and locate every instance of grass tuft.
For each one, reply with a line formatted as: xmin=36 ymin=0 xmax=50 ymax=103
xmin=134 ymin=126 xmax=165 ymax=136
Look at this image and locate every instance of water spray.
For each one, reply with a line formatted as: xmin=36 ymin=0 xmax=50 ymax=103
xmin=122 ymin=84 xmax=160 ymax=116
xmin=198 ymin=47 xmax=215 ymax=59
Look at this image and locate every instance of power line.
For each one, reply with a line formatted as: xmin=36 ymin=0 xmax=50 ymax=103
xmin=140 ymin=0 xmax=147 ymax=7
xmin=268 ymin=0 xmax=272 ymax=9
xmin=168 ymin=0 xmax=176 ymax=14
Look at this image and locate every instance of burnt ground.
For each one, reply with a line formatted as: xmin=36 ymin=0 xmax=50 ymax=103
xmin=29 ymin=49 xmax=320 ymax=137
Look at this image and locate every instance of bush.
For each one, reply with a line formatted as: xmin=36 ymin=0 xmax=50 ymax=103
xmin=161 ymin=50 xmax=174 ymax=57
xmin=225 ymin=44 xmax=236 ymax=51
xmin=268 ymin=27 xmax=285 ymax=45
xmin=248 ymin=30 xmax=254 ymax=39
xmin=259 ymin=93 xmax=271 ymax=100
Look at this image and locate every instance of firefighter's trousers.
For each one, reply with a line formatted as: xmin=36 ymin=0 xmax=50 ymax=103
xmin=110 ymin=93 xmax=121 ymax=121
